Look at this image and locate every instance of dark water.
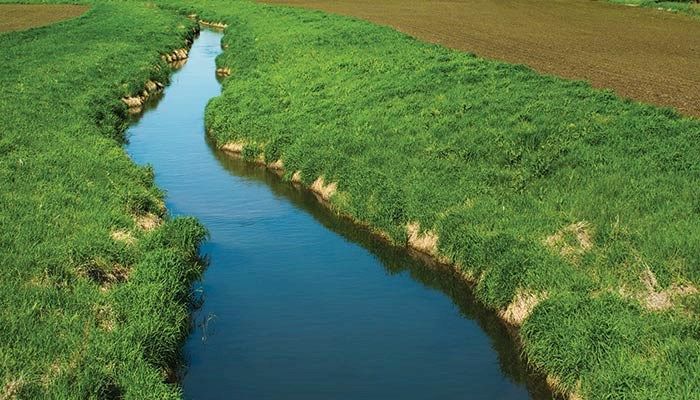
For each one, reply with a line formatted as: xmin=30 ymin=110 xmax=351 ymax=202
xmin=126 ymin=29 xmax=550 ymax=400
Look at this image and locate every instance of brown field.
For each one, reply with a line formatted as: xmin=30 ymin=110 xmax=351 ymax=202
xmin=261 ymin=0 xmax=700 ymax=117
xmin=0 ymin=4 xmax=88 ymax=33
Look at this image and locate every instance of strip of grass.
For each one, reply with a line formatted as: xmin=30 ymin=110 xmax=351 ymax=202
xmin=160 ymin=0 xmax=700 ymax=397
xmin=608 ymin=0 xmax=700 ymax=17
xmin=0 ymin=3 xmax=205 ymax=398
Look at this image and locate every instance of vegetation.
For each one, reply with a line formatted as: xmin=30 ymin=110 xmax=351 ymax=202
xmin=0 ymin=3 xmax=205 ymax=398
xmin=167 ymin=0 xmax=698 ymax=398
xmin=608 ymin=0 xmax=700 ymax=16
xmin=261 ymin=0 xmax=700 ymax=118
xmin=2 ymin=0 xmax=699 ymax=398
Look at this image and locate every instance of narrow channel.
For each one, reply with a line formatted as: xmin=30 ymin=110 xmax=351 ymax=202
xmin=126 ymin=29 xmax=551 ymax=400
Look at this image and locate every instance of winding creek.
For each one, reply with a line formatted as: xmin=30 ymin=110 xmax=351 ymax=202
xmin=126 ymin=29 xmax=551 ymax=400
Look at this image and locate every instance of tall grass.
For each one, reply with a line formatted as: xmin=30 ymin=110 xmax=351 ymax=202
xmin=0 ymin=3 xmax=205 ymax=398
xmin=162 ymin=0 xmax=699 ymax=397
xmin=2 ymin=0 xmax=699 ymax=397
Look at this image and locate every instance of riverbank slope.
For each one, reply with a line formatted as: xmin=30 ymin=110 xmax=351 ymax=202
xmin=0 ymin=3 xmax=205 ymax=398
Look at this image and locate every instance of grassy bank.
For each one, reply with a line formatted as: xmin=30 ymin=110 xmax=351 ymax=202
xmin=160 ymin=0 xmax=699 ymax=398
xmin=0 ymin=3 xmax=205 ymax=398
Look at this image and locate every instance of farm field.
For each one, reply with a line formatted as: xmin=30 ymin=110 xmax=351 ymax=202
xmin=0 ymin=4 xmax=88 ymax=32
xmin=261 ymin=0 xmax=700 ymax=117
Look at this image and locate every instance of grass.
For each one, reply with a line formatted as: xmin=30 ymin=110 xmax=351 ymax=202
xmin=2 ymin=0 xmax=699 ymax=398
xmin=0 ymin=4 xmax=88 ymax=33
xmin=608 ymin=0 xmax=700 ymax=16
xmin=160 ymin=0 xmax=699 ymax=397
xmin=0 ymin=2 xmax=206 ymax=398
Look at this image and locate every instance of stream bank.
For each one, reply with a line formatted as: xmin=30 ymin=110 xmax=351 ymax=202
xmin=124 ymin=28 xmax=552 ymax=399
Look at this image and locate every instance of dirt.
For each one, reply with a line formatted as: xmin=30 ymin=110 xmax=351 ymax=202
xmin=261 ymin=0 xmax=700 ymax=117
xmin=0 ymin=4 xmax=88 ymax=33
xmin=310 ymin=176 xmax=338 ymax=201
xmin=639 ymin=267 xmax=698 ymax=311
xmin=406 ymin=222 xmax=440 ymax=256
xmin=221 ymin=142 xmax=245 ymax=154
xmin=499 ymin=289 xmax=547 ymax=326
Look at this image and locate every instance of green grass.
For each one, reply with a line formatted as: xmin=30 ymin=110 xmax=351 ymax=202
xmin=607 ymin=0 xmax=700 ymax=17
xmin=161 ymin=0 xmax=699 ymax=397
xmin=0 ymin=3 xmax=206 ymax=398
xmin=2 ymin=0 xmax=699 ymax=398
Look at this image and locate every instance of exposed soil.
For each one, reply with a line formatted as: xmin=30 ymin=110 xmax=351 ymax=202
xmin=0 ymin=4 xmax=89 ymax=33
xmin=261 ymin=0 xmax=700 ymax=117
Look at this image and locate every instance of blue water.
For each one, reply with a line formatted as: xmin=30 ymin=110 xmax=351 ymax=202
xmin=125 ymin=29 xmax=550 ymax=400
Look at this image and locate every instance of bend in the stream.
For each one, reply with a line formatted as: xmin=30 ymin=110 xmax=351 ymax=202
xmin=204 ymin=151 xmax=555 ymax=398
xmin=125 ymin=28 xmax=554 ymax=400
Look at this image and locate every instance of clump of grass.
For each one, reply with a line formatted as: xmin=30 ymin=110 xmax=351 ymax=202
xmin=164 ymin=0 xmax=700 ymax=397
xmin=0 ymin=3 xmax=205 ymax=398
xmin=523 ymin=293 xmax=700 ymax=398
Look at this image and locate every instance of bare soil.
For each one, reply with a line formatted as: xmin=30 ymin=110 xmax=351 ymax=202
xmin=0 ymin=4 xmax=88 ymax=33
xmin=261 ymin=0 xmax=700 ymax=117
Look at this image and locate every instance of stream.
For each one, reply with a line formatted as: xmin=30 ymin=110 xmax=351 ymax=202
xmin=125 ymin=29 xmax=551 ymax=400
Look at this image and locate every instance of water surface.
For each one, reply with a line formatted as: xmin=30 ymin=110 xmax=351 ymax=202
xmin=125 ymin=29 xmax=550 ymax=400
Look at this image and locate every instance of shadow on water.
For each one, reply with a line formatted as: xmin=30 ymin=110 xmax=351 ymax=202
xmin=206 ymin=147 xmax=555 ymax=399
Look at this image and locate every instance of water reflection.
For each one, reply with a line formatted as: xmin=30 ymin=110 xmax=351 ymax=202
xmin=125 ymin=28 xmax=555 ymax=400
xmin=207 ymin=150 xmax=554 ymax=399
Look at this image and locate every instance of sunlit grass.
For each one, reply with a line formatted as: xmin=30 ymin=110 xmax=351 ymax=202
xmin=0 ymin=3 xmax=205 ymax=398
xmin=2 ymin=0 xmax=699 ymax=397
xmin=168 ymin=0 xmax=700 ymax=397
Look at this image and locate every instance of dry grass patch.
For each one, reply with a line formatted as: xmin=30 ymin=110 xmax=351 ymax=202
xmin=310 ymin=176 xmax=337 ymax=201
xmin=638 ymin=268 xmax=698 ymax=311
xmin=221 ymin=142 xmax=245 ymax=155
xmin=79 ymin=263 xmax=130 ymax=290
xmin=95 ymin=305 xmax=116 ymax=332
xmin=216 ymin=67 xmax=232 ymax=76
xmin=499 ymin=289 xmax=547 ymax=326
xmin=545 ymin=375 xmax=582 ymax=400
xmin=544 ymin=221 xmax=593 ymax=260
xmin=199 ymin=20 xmax=228 ymax=29
xmin=135 ymin=213 xmax=161 ymax=231
xmin=40 ymin=362 xmax=62 ymax=389
xmin=0 ymin=378 xmax=24 ymax=400
xmin=268 ymin=159 xmax=284 ymax=170
xmin=406 ymin=222 xmax=439 ymax=256
xmin=110 ymin=229 xmax=136 ymax=245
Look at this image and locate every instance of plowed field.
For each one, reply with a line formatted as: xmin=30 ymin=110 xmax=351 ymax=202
xmin=0 ymin=4 xmax=88 ymax=33
xmin=262 ymin=0 xmax=700 ymax=117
